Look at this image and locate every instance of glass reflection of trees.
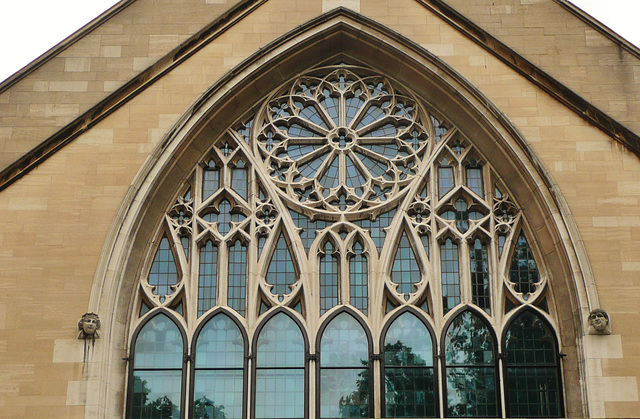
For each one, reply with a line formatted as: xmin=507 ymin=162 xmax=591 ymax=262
xmin=383 ymin=312 xmax=436 ymax=418
xmin=130 ymin=314 xmax=184 ymax=419
xmin=444 ymin=311 xmax=498 ymax=418
xmin=193 ymin=314 xmax=245 ymax=419
xmin=504 ymin=311 xmax=561 ymax=417
xmin=319 ymin=312 xmax=370 ymax=418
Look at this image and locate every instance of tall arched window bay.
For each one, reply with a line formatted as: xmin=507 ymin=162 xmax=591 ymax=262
xmin=128 ymin=65 xmax=564 ymax=418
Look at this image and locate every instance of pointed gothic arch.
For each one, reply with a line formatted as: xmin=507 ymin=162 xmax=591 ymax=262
xmin=85 ymin=9 xmax=594 ymax=418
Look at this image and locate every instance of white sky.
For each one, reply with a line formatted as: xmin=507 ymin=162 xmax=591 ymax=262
xmin=0 ymin=0 xmax=639 ymax=84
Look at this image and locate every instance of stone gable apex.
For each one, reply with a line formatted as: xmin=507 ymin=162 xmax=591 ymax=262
xmin=1 ymin=0 xmax=639 ymax=192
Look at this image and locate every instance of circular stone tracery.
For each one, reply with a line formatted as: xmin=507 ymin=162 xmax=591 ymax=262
xmin=256 ymin=67 xmax=435 ymax=219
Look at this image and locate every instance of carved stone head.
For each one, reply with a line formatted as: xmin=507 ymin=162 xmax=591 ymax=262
xmin=587 ymin=308 xmax=610 ymax=335
xmin=78 ymin=312 xmax=101 ymax=339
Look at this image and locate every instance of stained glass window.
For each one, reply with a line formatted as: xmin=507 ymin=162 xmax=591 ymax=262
xmin=148 ymin=235 xmax=179 ymax=300
xmin=391 ymin=232 xmax=421 ymax=298
xmin=470 ymin=239 xmax=490 ymax=313
xmin=266 ymin=234 xmax=296 ymax=298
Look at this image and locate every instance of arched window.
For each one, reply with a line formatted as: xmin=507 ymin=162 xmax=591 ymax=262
xmin=382 ymin=311 xmax=436 ymax=418
xmin=193 ymin=313 xmax=246 ymax=419
xmin=444 ymin=311 xmax=498 ymax=417
xmin=319 ymin=312 xmax=371 ymax=418
xmin=126 ymin=65 xmax=566 ymax=418
xmin=504 ymin=310 xmax=562 ymax=417
xmin=128 ymin=313 xmax=185 ymax=419
xmin=254 ymin=312 xmax=306 ymax=419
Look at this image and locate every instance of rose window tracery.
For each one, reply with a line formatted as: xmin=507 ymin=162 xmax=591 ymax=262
xmin=256 ymin=68 xmax=432 ymax=217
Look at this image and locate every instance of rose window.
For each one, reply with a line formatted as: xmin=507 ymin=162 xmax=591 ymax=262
xmin=256 ymin=67 xmax=433 ymax=218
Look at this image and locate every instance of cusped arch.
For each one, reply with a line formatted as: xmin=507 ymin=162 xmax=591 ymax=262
xmin=87 ymin=10 xmax=593 ymax=418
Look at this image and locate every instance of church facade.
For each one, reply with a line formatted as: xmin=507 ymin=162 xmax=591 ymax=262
xmin=1 ymin=0 xmax=639 ymax=418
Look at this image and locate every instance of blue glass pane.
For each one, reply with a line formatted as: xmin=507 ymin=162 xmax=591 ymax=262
xmin=349 ymin=243 xmax=368 ymax=315
xmin=384 ymin=313 xmax=432 ymax=367
xmin=257 ymin=313 xmax=304 ymax=367
xmin=134 ymin=315 xmax=183 ymax=368
xmin=255 ymin=369 xmax=304 ymax=419
xmin=509 ymin=232 xmax=539 ymax=297
xmin=321 ymin=313 xmax=368 ymax=367
xmin=320 ymin=242 xmax=339 ymax=315
xmin=193 ymin=370 xmax=243 ymax=419
xmin=195 ymin=314 xmax=244 ymax=368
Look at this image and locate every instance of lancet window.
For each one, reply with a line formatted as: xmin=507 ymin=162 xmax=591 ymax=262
xmin=127 ymin=65 xmax=564 ymax=418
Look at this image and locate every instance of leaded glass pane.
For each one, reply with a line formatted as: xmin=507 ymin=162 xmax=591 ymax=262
xmin=255 ymin=369 xmax=304 ymax=419
xmin=438 ymin=165 xmax=455 ymax=199
xmin=148 ymin=236 xmax=179 ymax=298
xmin=391 ymin=233 xmax=421 ymax=297
xmin=384 ymin=313 xmax=436 ymax=418
xmin=320 ymin=242 xmax=339 ymax=315
xmin=445 ymin=312 xmax=494 ymax=366
xmin=470 ymin=239 xmax=490 ymax=313
xmin=320 ymin=369 xmax=370 ymax=418
xmin=321 ymin=313 xmax=368 ymax=367
xmin=320 ymin=313 xmax=370 ymax=418
xmin=354 ymin=209 xmax=395 ymax=251
xmin=509 ymin=232 xmax=539 ymax=297
xmin=385 ymin=368 xmax=436 ymax=418
xmin=257 ymin=313 xmax=304 ymax=367
xmin=504 ymin=311 xmax=561 ymax=417
xmin=506 ymin=367 xmax=560 ymax=417
xmin=203 ymin=165 xmax=220 ymax=201
xmin=446 ymin=367 xmax=497 ymax=417
xmin=466 ymin=166 xmax=483 ymax=197
xmin=228 ymin=240 xmax=247 ymax=316
xmin=255 ymin=313 xmax=305 ymax=419
xmin=440 ymin=239 xmax=460 ymax=313
xmin=194 ymin=314 xmax=244 ymax=419
xmin=231 ymin=160 xmax=248 ymax=201
xmin=265 ymin=234 xmax=297 ymax=297
xmin=198 ymin=241 xmax=217 ymax=316
xmin=131 ymin=371 xmax=182 ymax=419
xmin=349 ymin=242 xmax=368 ymax=314
xmin=134 ymin=315 xmax=183 ymax=368
xmin=195 ymin=314 xmax=244 ymax=368
xmin=193 ymin=370 xmax=243 ymax=419
xmin=384 ymin=313 xmax=433 ymax=367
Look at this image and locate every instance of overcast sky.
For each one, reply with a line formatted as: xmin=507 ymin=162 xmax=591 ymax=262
xmin=0 ymin=0 xmax=639 ymax=83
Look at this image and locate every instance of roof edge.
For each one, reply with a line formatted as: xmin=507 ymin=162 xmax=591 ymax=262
xmin=555 ymin=0 xmax=640 ymax=61
xmin=0 ymin=0 xmax=137 ymax=94
xmin=2 ymin=1 xmax=640 ymax=193
xmin=417 ymin=0 xmax=640 ymax=153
